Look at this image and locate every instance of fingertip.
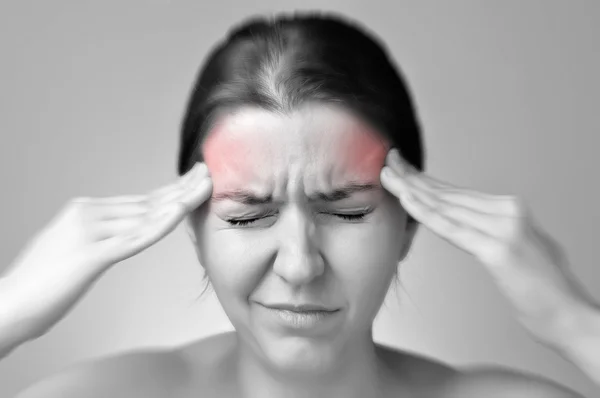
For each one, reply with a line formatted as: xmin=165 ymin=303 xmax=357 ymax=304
xmin=380 ymin=167 xmax=396 ymax=190
xmin=183 ymin=177 xmax=213 ymax=208
xmin=186 ymin=162 xmax=206 ymax=176
xmin=386 ymin=148 xmax=399 ymax=164
xmin=381 ymin=166 xmax=409 ymax=195
xmin=197 ymin=162 xmax=208 ymax=174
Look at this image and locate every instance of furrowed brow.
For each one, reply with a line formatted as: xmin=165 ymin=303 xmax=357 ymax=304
xmin=212 ymin=190 xmax=273 ymax=205
xmin=211 ymin=182 xmax=378 ymax=205
xmin=308 ymin=182 xmax=378 ymax=202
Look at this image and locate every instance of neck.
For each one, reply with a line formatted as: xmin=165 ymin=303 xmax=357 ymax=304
xmin=233 ymin=329 xmax=391 ymax=398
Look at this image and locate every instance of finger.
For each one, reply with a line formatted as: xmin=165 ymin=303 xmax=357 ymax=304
xmin=92 ymin=216 xmax=145 ymax=241
xmin=89 ymin=163 xmax=208 ymax=220
xmin=386 ymin=151 xmax=451 ymax=190
xmin=383 ymin=167 xmax=516 ymax=239
xmin=148 ymin=173 xmax=211 ymax=209
xmin=91 ymin=200 xmax=151 ymax=221
xmin=412 ymin=185 xmax=518 ymax=240
xmin=403 ymin=169 xmax=515 ymax=212
xmin=91 ymin=195 xmax=148 ymax=204
xmin=403 ymin=172 xmax=516 ymax=217
xmin=174 ymin=176 xmax=213 ymax=212
xmin=397 ymin=187 xmax=497 ymax=257
xmin=386 ymin=153 xmax=518 ymax=216
xmin=93 ymin=162 xmax=205 ymax=205
xmin=93 ymin=177 xmax=212 ymax=241
xmin=434 ymin=189 xmax=520 ymax=216
xmin=91 ymin=202 xmax=186 ymax=264
xmin=387 ymin=148 xmax=487 ymax=195
xmin=147 ymin=163 xmax=208 ymax=202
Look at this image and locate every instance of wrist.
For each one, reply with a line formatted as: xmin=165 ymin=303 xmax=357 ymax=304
xmin=547 ymin=297 xmax=600 ymax=356
xmin=0 ymin=277 xmax=43 ymax=348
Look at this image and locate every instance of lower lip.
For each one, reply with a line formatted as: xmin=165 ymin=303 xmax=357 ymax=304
xmin=258 ymin=305 xmax=341 ymax=330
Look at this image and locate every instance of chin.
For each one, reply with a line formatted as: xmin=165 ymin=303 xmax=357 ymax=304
xmin=263 ymin=336 xmax=339 ymax=374
xmin=260 ymin=334 xmax=341 ymax=374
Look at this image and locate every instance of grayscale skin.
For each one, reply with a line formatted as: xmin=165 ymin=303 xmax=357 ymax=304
xmin=3 ymin=104 xmax=591 ymax=397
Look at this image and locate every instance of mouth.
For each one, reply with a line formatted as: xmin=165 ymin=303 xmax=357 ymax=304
xmin=255 ymin=302 xmax=343 ymax=331
xmin=258 ymin=303 xmax=340 ymax=313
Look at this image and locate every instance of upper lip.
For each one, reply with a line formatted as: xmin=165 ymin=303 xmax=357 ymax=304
xmin=259 ymin=303 xmax=339 ymax=312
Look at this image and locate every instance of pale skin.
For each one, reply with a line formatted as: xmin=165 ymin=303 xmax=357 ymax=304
xmin=1 ymin=103 xmax=594 ymax=397
xmin=380 ymin=147 xmax=600 ymax=387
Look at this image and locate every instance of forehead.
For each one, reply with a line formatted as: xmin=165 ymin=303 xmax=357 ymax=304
xmin=201 ymin=104 xmax=389 ymax=194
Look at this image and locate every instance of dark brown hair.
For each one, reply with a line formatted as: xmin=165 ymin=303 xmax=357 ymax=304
xmin=177 ymin=11 xmax=425 ymax=178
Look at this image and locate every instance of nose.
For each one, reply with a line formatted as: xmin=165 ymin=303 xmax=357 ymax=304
xmin=272 ymin=206 xmax=325 ymax=286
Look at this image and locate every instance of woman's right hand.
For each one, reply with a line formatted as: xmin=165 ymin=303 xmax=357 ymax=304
xmin=0 ymin=162 xmax=212 ymax=353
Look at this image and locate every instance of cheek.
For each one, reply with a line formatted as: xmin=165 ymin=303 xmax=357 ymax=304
xmin=326 ymin=203 xmax=406 ymax=315
xmin=197 ymin=221 xmax=275 ymax=299
xmin=332 ymin=223 xmax=403 ymax=288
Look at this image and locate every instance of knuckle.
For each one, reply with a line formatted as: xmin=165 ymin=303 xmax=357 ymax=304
xmin=505 ymin=195 xmax=527 ymax=217
xmin=69 ymin=196 xmax=89 ymax=206
xmin=66 ymin=197 xmax=96 ymax=223
xmin=69 ymin=196 xmax=94 ymax=209
xmin=498 ymin=219 xmax=524 ymax=243
xmin=66 ymin=197 xmax=89 ymax=215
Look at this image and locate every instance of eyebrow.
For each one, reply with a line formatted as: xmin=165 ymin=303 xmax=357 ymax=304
xmin=211 ymin=182 xmax=378 ymax=205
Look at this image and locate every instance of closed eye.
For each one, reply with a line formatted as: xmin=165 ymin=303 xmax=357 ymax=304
xmin=224 ymin=209 xmax=373 ymax=227
xmin=225 ymin=217 xmax=267 ymax=227
xmin=331 ymin=213 xmax=368 ymax=221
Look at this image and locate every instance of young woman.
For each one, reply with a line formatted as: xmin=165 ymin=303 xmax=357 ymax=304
xmin=2 ymin=12 xmax=597 ymax=398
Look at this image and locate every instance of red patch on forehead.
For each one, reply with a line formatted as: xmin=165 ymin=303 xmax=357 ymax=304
xmin=201 ymin=112 xmax=390 ymax=198
xmin=202 ymin=125 xmax=243 ymax=175
xmin=349 ymin=132 xmax=387 ymax=171
xmin=332 ymin=124 xmax=389 ymax=182
xmin=201 ymin=124 xmax=266 ymax=194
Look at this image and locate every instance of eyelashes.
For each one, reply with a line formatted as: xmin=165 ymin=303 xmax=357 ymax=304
xmin=225 ymin=216 xmax=271 ymax=227
xmin=224 ymin=209 xmax=374 ymax=227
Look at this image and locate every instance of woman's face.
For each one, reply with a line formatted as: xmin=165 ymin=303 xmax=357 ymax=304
xmin=187 ymin=103 xmax=416 ymax=373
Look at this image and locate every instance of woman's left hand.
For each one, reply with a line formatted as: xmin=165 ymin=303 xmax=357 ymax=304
xmin=379 ymin=148 xmax=592 ymax=345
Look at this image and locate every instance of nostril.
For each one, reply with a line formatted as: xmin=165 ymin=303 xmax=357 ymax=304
xmin=272 ymin=250 xmax=326 ymax=285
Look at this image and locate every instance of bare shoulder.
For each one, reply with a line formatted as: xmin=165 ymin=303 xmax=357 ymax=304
xmin=375 ymin=345 xmax=585 ymax=397
xmin=172 ymin=331 xmax=239 ymax=391
xmin=174 ymin=330 xmax=237 ymax=368
xmin=439 ymin=364 xmax=586 ymax=398
xmin=375 ymin=343 xmax=459 ymax=393
xmin=14 ymin=347 xmax=191 ymax=398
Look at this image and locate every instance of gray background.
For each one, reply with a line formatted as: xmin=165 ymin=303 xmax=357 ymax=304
xmin=1 ymin=1 xmax=599 ymax=396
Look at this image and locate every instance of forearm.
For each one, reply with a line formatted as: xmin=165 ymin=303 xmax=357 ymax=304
xmin=538 ymin=298 xmax=600 ymax=386
xmin=556 ymin=300 xmax=600 ymax=385
xmin=503 ymin=265 xmax=600 ymax=387
xmin=0 ymin=312 xmax=34 ymax=360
